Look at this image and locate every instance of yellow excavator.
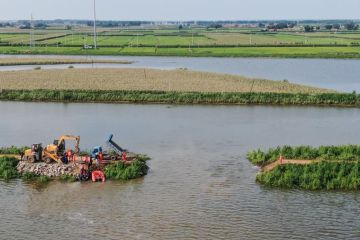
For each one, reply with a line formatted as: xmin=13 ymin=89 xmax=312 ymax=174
xmin=23 ymin=135 xmax=80 ymax=164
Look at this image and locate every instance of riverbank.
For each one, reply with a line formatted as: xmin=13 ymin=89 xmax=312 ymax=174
xmin=0 ymin=57 xmax=132 ymax=66
xmin=2 ymin=46 xmax=360 ymax=59
xmin=247 ymin=145 xmax=360 ymax=190
xmin=1 ymin=89 xmax=360 ymax=107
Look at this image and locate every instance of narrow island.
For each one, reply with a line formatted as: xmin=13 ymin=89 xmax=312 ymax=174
xmin=2 ymin=67 xmax=360 ymax=107
xmin=0 ymin=57 xmax=133 ymax=66
xmin=247 ymin=145 xmax=360 ymax=190
xmin=0 ymin=135 xmax=150 ymax=183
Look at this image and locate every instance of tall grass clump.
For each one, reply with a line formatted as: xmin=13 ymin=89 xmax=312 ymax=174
xmin=105 ymin=160 xmax=149 ymax=180
xmin=256 ymin=161 xmax=360 ymax=190
xmin=247 ymin=145 xmax=360 ymax=166
xmin=0 ymin=157 xmax=19 ymax=180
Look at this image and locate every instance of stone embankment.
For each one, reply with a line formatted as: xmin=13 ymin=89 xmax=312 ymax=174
xmin=17 ymin=161 xmax=79 ymax=177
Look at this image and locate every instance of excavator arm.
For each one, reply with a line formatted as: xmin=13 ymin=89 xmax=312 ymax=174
xmin=57 ymin=135 xmax=80 ymax=154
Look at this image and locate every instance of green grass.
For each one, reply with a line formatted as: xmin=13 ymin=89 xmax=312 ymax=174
xmin=248 ymin=145 xmax=360 ymax=190
xmin=1 ymin=45 xmax=360 ymax=58
xmin=257 ymin=161 xmax=360 ymax=190
xmin=247 ymin=145 xmax=360 ymax=166
xmin=4 ymin=30 xmax=360 ymax=46
xmin=1 ymin=89 xmax=360 ymax=107
xmin=21 ymin=172 xmax=50 ymax=183
xmin=0 ymin=157 xmax=51 ymax=183
xmin=0 ymin=157 xmax=19 ymax=180
xmin=59 ymin=174 xmax=77 ymax=182
xmin=105 ymin=159 xmax=149 ymax=180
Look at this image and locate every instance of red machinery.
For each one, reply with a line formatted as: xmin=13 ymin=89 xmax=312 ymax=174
xmin=92 ymin=171 xmax=106 ymax=182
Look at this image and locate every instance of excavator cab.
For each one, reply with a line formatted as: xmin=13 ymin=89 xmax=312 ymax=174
xmin=23 ymin=143 xmax=43 ymax=163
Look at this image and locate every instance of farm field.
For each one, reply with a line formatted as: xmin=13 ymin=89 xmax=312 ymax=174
xmin=1 ymin=45 xmax=360 ymax=58
xmin=1 ymin=27 xmax=360 ymax=58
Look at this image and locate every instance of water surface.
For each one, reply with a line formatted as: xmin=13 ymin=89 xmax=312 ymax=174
xmin=0 ymin=102 xmax=359 ymax=240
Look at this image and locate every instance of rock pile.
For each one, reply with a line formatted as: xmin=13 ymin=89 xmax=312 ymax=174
xmin=17 ymin=161 xmax=79 ymax=177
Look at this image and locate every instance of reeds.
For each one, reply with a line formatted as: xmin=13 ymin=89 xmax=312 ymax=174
xmin=0 ymin=68 xmax=334 ymax=94
xmin=256 ymin=161 xmax=360 ymax=190
xmin=248 ymin=145 xmax=360 ymax=166
xmin=105 ymin=159 xmax=149 ymax=180
xmin=1 ymin=89 xmax=358 ymax=107
xmin=0 ymin=157 xmax=19 ymax=180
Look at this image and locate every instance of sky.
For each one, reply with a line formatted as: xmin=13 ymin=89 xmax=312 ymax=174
xmin=0 ymin=0 xmax=359 ymax=21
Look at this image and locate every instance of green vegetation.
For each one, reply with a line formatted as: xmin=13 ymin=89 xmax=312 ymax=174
xmin=0 ymin=157 xmax=19 ymax=180
xmin=59 ymin=174 xmax=77 ymax=182
xmin=1 ymin=45 xmax=360 ymax=58
xmin=22 ymin=172 xmax=51 ymax=183
xmin=0 ymin=146 xmax=28 ymax=155
xmin=2 ymin=27 xmax=360 ymax=58
xmin=2 ymin=89 xmax=360 ymax=107
xmin=257 ymin=161 xmax=360 ymax=190
xmin=0 ymin=58 xmax=131 ymax=66
xmin=248 ymin=145 xmax=360 ymax=190
xmin=248 ymin=145 xmax=360 ymax=166
xmin=0 ymin=157 xmax=51 ymax=183
xmin=105 ymin=159 xmax=149 ymax=180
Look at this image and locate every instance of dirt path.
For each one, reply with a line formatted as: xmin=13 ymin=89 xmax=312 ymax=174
xmin=262 ymin=159 xmax=322 ymax=172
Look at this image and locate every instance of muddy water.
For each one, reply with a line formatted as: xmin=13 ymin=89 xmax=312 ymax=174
xmin=1 ymin=55 xmax=360 ymax=92
xmin=0 ymin=102 xmax=360 ymax=240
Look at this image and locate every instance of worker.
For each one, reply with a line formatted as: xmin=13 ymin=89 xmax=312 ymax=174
xmin=279 ymin=155 xmax=284 ymax=165
xmin=99 ymin=151 xmax=103 ymax=164
xmin=63 ymin=152 xmax=68 ymax=164
xmin=67 ymin=150 xmax=73 ymax=162
xmin=79 ymin=165 xmax=89 ymax=181
xmin=122 ymin=151 xmax=127 ymax=161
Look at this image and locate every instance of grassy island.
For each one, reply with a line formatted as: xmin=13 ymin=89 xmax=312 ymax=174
xmin=248 ymin=145 xmax=360 ymax=190
xmin=2 ymin=68 xmax=359 ymax=107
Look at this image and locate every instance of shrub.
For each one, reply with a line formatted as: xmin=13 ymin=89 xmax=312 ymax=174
xmin=105 ymin=160 xmax=149 ymax=180
xmin=0 ymin=157 xmax=19 ymax=180
xmin=248 ymin=145 xmax=360 ymax=166
xmin=256 ymin=161 xmax=360 ymax=190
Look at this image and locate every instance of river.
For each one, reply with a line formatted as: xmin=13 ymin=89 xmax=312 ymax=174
xmin=0 ymin=102 xmax=359 ymax=240
xmin=1 ymin=55 xmax=360 ymax=92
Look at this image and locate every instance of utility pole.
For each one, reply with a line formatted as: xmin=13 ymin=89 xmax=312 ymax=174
xmin=93 ymin=0 xmax=97 ymax=49
xmin=30 ymin=13 xmax=35 ymax=48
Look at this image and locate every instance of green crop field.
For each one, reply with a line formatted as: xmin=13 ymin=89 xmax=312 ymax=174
xmin=1 ymin=26 xmax=360 ymax=58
